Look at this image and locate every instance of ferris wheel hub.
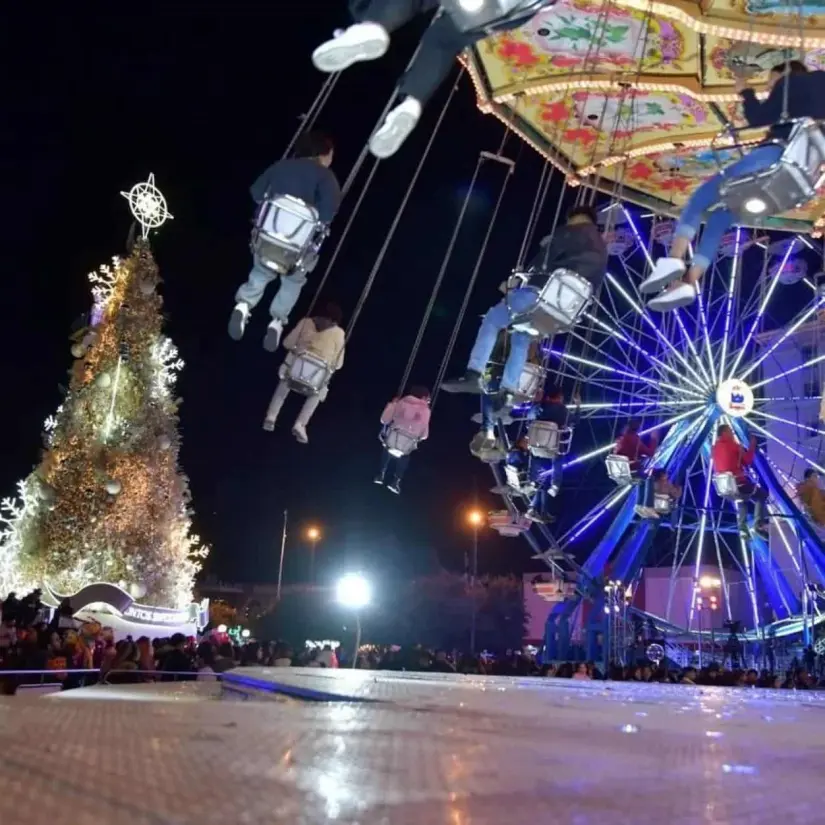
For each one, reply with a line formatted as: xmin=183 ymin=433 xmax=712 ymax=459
xmin=715 ymin=378 xmax=754 ymax=419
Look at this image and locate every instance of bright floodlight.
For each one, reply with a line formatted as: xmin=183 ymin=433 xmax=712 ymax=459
xmin=306 ymin=526 xmax=321 ymax=541
xmin=459 ymin=0 xmax=485 ymax=10
xmin=699 ymin=575 xmax=722 ymax=589
xmin=217 ymin=624 xmax=227 ymax=633
xmin=241 ymin=629 xmax=251 ymax=639
xmin=336 ymin=573 xmax=371 ymax=609
xmin=744 ymin=197 xmax=767 ymax=215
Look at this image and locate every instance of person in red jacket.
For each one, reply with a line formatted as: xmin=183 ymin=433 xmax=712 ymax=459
xmin=614 ymin=420 xmax=659 ymax=518
xmin=711 ymin=425 xmax=768 ymax=536
xmin=614 ymin=420 xmax=658 ymax=473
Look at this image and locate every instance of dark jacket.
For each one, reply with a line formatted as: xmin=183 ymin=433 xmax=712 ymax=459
xmin=528 ymin=222 xmax=608 ymax=290
xmin=741 ymin=70 xmax=825 ymax=141
xmin=250 ymin=157 xmax=341 ymax=224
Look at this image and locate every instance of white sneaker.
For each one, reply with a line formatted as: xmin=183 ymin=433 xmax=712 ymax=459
xmin=548 ymin=484 xmax=560 ymax=498
xmin=292 ymin=422 xmax=309 ymax=444
xmin=262 ymin=419 xmax=275 ymax=432
xmin=639 ymin=257 xmax=686 ymax=295
xmin=228 ymin=303 xmax=250 ymax=341
xmin=263 ymin=318 xmax=284 ymax=352
xmin=647 ymin=282 xmax=698 ymax=312
xmin=369 ymin=97 xmax=422 ymax=159
xmin=312 ymin=22 xmax=390 ymax=73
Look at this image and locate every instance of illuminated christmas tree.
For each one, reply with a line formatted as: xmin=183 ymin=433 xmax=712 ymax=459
xmin=0 ymin=176 xmax=207 ymax=607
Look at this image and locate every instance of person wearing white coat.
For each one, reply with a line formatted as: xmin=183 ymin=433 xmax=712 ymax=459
xmin=262 ymin=303 xmax=345 ymax=443
xmin=375 ymin=386 xmax=431 ymax=494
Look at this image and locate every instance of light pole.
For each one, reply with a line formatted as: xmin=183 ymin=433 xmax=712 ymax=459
xmin=306 ymin=526 xmax=321 ymax=584
xmin=467 ymin=509 xmax=484 ymax=654
xmin=336 ymin=573 xmax=371 ymax=668
xmin=276 ymin=509 xmax=288 ymax=601
xmin=697 ymin=576 xmax=721 ymax=666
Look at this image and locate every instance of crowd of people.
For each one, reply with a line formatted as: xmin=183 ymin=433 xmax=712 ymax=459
xmin=3 ymin=589 xmax=822 ymax=695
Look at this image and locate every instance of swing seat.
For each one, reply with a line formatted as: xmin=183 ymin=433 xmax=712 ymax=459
xmin=489 ymin=509 xmax=531 ymax=536
xmin=286 ymin=352 xmax=331 ymax=397
xmin=514 ymin=362 xmax=545 ymax=401
xmin=475 ymin=443 xmax=507 ymax=464
xmin=382 ymin=426 xmax=420 ymax=458
xmin=718 ymin=119 xmax=825 ymax=219
xmin=440 ymin=0 xmax=547 ymax=33
xmin=605 ymin=454 xmax=637 ymax=486
xmin=504 ymin=464 xmax=536 ymax=496
xmin=653 ymin=492 xmax=674 ymax=515
xmin=511 ymin=269 xmax=593 ymax=337
xmin=527 ymin=421 xmax=572 ymax=459
xmin=251 ymin=195 xmax=327 ymax=274
xmin=713 ymin=472 xmax=743 ymax=501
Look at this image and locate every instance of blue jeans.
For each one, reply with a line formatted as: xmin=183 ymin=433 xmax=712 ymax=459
xmin=467 ymin=288 xmax=538 ymax=392
xmin=236 ymin=255 xmax=309 ymax=323
xmin=675 ymin=145 xmax=782 ymax=272
xmin=380 ymin=450 xmax=410 ymax=482
xmin=480 ymin=376 xmax=501 ymax=432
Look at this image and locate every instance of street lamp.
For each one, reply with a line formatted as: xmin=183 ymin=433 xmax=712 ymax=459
xmin=306 ymin=525 xmax=322 ymax=584
xmin=466 ymin=508 xmax=484 ymax=653
xmin=695 ymin=576 xmax=722 ymax=666
xmin=336 ymin=573 xmax=371 ymax=669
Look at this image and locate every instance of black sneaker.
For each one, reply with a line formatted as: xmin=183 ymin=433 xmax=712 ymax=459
xmin=373 ymin=475 xmax=385 ymax=486
xmin=492 ymin=391 xmax=515 ymax=417
xmin=441 ymin=370 xmax=484 ymax=395
xmin=387 ymin=479 xmax=401 ymax=495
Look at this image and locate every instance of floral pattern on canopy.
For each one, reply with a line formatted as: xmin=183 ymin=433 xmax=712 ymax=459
xmin=467 ymin=0 xmax=825 ymax=232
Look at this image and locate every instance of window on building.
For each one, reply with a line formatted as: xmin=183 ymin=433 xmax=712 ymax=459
xmin=801 ymin=344 xmax=816 ymax=363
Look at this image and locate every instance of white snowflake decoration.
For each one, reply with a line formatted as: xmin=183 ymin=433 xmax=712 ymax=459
xmin=151 ymin=337 xmax=185 ymax=399
xmin=88 ymin=257 xmax=122 ymax=307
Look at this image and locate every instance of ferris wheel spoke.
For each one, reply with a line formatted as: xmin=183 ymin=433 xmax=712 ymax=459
xmin=548 ymin=348 xmax=707 ymax=401
xmin=717 ymin=228 xmax=744 ymax=384
xmin=583 ymin=304 xmax=702 ymax=389
xmin=729 ymin=244 xmax=797 ymax=379
xmin=748 ymin=408 xmax=825 ymax=439
xmin=688 ymin=454 xmax=716 ymax=629
xmin=673 ymin=311 xmax=713 ymax=387
xmin=558 ymin=486 xmax=632 ymax=549
xmin=694 ymin=289 xmax=719 ymax=387
xmin=564 ymin=403 xmax=707 ymax=469
xmin=745 ymin=419 xmax=825 ymax=475
xmin=738 ymin=295 xmax=825 ymax=383
xmin=750 ymin=351 xmax=825 ymax=392
xmin=605 ymin=273 xmax=710 ymax=391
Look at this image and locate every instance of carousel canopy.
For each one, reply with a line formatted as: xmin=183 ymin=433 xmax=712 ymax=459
xmin=468 ymin=0 xmax=825 ymax=233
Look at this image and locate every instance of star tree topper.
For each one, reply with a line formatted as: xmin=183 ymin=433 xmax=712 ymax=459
xmin=120 ymin=173 xmax=173 ymax=239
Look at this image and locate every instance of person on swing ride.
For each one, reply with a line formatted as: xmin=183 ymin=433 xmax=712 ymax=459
xmin=311 ymin=1 xmax=555 ymax=159
xmin=441 ymin=205 xmax=607 ymax=410
xmin=375 ymin=385 xmax=432 ymax=494
xmin=506 ymin=436 xmax=552 ymax=523
xmin=262 ymin=302 xmax=346 ymax=444
xmin=614 ymin=419 xmax=659 ymax=518
xmin=470 ymin=335 xmax=541 ymax=456
xmin=230 ymin=131 xmax=342 ymax=350
xmin=711 ymin=425 xmax=768 ymax=537
xmin=796 ymin=469 xmax=825 ymax=527
xmin=641 ymin=60 xmax=825 ymax=311
xmin=530 ymin=385 xmax=581 ymax=497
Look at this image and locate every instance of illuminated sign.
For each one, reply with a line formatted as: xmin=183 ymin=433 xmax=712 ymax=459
xmin=715 ymin=378 xmax=754 ymax=418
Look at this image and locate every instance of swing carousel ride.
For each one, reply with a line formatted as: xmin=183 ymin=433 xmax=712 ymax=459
xmin=440 ymin=0 xmax=825 ymax=658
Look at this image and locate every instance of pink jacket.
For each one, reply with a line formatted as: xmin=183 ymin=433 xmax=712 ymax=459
xmin=381 ymin=395 xmax=431 ymax=440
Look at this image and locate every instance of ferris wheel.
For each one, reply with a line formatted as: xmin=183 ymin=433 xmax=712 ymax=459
xmin=493 ymin=205 xmax=825 ymax=655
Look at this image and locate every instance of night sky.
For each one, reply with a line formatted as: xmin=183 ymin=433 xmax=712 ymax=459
xmin=4 ymin=3 xmax=575 ymax=591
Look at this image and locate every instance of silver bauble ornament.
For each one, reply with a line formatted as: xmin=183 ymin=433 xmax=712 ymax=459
xmin=158 ymin=435 xmax=172 ymax=450
xmin=71 ymin=343 xmax=85 ymax=359
xmin=97 ymin=373 xmax=112 ymax=388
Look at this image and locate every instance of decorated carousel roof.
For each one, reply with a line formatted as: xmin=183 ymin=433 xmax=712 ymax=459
xmin=468 ymin=0 xmax=825 ymax=233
